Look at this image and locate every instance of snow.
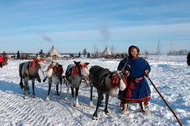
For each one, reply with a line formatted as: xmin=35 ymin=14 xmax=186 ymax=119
xmin=0 ymin=55 xmax=190 ymax=126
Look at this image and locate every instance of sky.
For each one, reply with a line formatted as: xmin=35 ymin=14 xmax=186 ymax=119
xmin=0 ymin=0 xmax=190 ymax=54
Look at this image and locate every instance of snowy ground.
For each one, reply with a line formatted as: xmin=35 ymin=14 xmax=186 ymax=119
xmin=0 ymin=55 xmax=189 ymax=126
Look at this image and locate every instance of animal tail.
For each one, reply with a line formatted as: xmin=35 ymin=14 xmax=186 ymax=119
xmin=19 ymin=63 xmax=24 ymax=89
xmin=19 ymin=63 xmax=24 ymax=77
xmin=19 ymin=78 xmax=24 ymax=89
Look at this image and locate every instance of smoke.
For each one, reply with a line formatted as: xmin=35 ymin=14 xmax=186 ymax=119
xmin=41 ymin=34 xmax=53 ymax=43
xmin=100 ymin=24 xmax=110 ymax=43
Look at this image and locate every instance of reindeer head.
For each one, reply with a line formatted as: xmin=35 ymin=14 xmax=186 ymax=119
xmin=109 ymin=71 xmax=127 ymax=97
xmin=74 ymin=61 xmax=90 ymax=77
xmin=33 ymin=57 xmax=46 ymax=69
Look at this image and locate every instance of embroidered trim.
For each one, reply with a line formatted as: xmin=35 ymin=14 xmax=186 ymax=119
xmin=120 ymin=95 xmax=151 ymax=103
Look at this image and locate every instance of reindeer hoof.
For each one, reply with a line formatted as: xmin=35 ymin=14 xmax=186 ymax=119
xmin=64 ymin=97 xmax=68 ymax=101
xmin=92 ymin=116 xmax=98 ymax=120
xmin=74 ymin=103 xmax=80 ymax=108
xmin=38 ymin=79 xmax=41 ymax=83
xmin=32 ymin=95 xmax=36 ymax=98
xmin=23 ymin=95 xmax=29 ymax=99
xmin=89 ymin=101 xmax=94 ymax=108
xmin=20 ymin=85 xmax=24 ymax=89
xmin=45 ymin=97 xmax=50 ymax=101
xmin=57 ymin=96 xmax=61 ymax=99
xmin=122 ymin=110 xmax=129 ymax=115
xmin=99 ymin=103 xmax=104 ymax=107
xmin=104 ymin=110 xmax=109 ymax=115
xmin=141 ymin=109 xmax=148 ymax=115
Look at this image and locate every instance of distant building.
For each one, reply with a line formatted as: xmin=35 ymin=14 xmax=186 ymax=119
xmin=101 ymin=47 xmax=112 ymax=57
xmin=47 ymin=46 xmax=61 ymax=60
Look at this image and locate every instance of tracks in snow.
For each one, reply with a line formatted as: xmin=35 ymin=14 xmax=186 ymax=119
xmin=0 ymin=90 xmax=87 ymax=125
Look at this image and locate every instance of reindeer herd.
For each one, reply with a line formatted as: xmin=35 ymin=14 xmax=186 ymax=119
xmin=18 ymin=57 xmax=129 ymax=119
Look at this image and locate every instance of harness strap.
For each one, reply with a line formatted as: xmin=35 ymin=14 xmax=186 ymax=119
xmin=71 ymin=66 xmax=80 ymax=75
xmin=53 ymin=65 xmax=63 ymax=75
xmin=110 ymin=74 xmax=120 ymax=88
xmin=29 ymin=61 xmax=36 ymax=69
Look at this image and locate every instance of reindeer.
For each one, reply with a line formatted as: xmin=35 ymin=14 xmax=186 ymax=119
xmin=43 ymin=62 xmax=63 ymax=101
xmin=89 ymin=65 xmax=129 ymax=119
xmin=0 ymin=54 xmax=8 ymax=68
xmin=64 ymin=61 xmax=89 ymax=107
xmin=19 ymin=57 xmax=45 ymax=99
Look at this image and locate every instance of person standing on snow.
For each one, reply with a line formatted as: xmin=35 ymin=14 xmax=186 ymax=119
xmin=117 ymin=45 xmax=151 ymax=114
xmin=187 ymin=52 xmax=190 ymax=66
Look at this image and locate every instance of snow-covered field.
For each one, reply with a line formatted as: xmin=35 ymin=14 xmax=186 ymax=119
xmin=0 ymin=55 xmax=189 ymax=126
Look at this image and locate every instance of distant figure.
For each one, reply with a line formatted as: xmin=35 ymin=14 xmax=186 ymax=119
xmin=17 ymin=51 xmax=20 ymax=59
xmin=187 ymin=52 xmax=190 ymax=66
xmin=2 ymin=51 xmax=7 ymax=58
xmin=87 ymin=52 xmax=91 ymax=58
xmin=39 ymin=49 xmax=45 ymax=57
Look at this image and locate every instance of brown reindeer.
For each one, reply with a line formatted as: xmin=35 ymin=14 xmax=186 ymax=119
xmin=89 ymin=65 xmax=128 ymax=119
xmin=19 ymin=57 xmax=45 ymax=99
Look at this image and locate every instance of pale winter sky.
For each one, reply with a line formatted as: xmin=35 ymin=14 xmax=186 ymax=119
xmin=0 ymin=0 xmax=190 ymax=54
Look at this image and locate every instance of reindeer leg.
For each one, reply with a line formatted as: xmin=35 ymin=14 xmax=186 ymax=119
xmin=56 ymin=84 xmax=59 ymax=96
xmin=57 ymin=76 xmax=62 ymax=96
xmin=28 ymin=86 xmax=30 ymax=94
xmin=59 ymin=76 xmax=62 ymax=95
xmin=56 ymin=84 xmax=61 ymax=99
xmin=104 ymin=93 xmax=109 ymax=114
xmin=32 ymin=79 xmax=36 ymax=98
xmin=93 ymin=91 xmax=103 ymax=120
xmin=71 ymin=87 xmax=75 ymax=106
xmin=74 ymin=87 xmax=80 ymax=107
xmin=99 ymin=95 xmax=104 ymax=107
xmin=19 ymin=64 xmax=24 ymax=89
xmin=65 ymin=85 xmax=70 ymax=100
xmin=59 ymin=76 xmax=63 ymax=85
xmin=36 ymin=73 xmax=41 ymax=83
xmin=46 ymin=78 xmax=52 ymax=101
xmin=89 ymin=86 xmax=94 ymax=107
xmin=23 ymin=79 xmax=29 ymax=99
xmin=19 ymin=78 xmax=24 ymax=89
